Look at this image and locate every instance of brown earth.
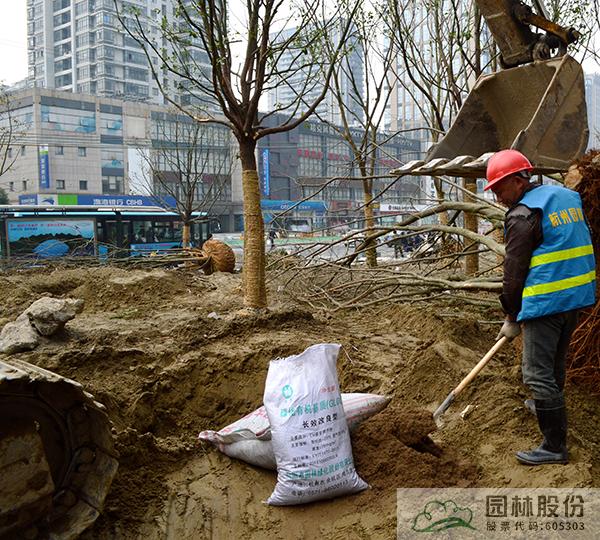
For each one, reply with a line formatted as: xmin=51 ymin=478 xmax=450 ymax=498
xmin=1 ymin=265 xmax=599 ymax=539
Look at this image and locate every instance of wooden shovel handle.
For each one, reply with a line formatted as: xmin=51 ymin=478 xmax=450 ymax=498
xmin=433 ymin=336 xmax=508 ymax=421
xmin=453 ymin=336 xmax=508 ymax=395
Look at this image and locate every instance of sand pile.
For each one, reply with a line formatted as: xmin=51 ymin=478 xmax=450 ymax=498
xmin=0 ymin=265 xmax=598 ymax=539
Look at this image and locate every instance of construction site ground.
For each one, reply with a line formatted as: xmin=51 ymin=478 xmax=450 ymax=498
xmin=1 ymin=264 xmax=599 ymax=539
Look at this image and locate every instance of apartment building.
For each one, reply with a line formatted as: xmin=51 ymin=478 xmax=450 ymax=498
xmin=26 ymin=0 xmax=213 ymax=107
xmin=585 ymin=72 xmax=600 ymax=150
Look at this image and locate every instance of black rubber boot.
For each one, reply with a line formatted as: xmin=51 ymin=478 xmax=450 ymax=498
xmin=516 ymin=398 xmax=568 ymax=465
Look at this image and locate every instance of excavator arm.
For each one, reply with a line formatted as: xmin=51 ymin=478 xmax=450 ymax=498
xmin=478 ymin=0 xmax=580 ymax=67
xmin=392 ymin=0 xmax=589 ymax=179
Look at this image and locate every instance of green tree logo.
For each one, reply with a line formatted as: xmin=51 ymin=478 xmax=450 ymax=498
xmin=282 ymin=385 xmax=293 ymax=399
xmin=411 ymin=500 xmax=476 ymax=532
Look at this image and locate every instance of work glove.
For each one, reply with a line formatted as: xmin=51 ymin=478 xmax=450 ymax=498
xmin=496 ymin=320 xmax=521 ymax=341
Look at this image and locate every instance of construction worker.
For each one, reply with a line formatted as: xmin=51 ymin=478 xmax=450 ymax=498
xmin=485 ymin=149 xmax=596 ymax=466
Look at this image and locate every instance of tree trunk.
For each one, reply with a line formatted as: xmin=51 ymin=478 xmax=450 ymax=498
xmin=182 ymin=221 xmax=191 ymax=248
xmin=434 ymin=178 xmax=449 ymax=226
xmin=362 ymin=179 xmax=377 ymax=267
xmin=464 ymin=178 xmax=479 ymax=275
xmin=239 ymin=141 xmax=267 ymax=308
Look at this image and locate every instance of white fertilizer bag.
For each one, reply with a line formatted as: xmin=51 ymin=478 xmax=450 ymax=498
xmin=198 ymin=392 xmax=390 ymax=470
xmin=264 ymin=343 xmax=368 ymax=505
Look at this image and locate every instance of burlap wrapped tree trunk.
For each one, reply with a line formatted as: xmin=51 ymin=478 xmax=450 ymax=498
xmin=182 ymin=223 xmax=191 ymax=248
xmin=362 ymin=179 xmax=377 ymax=268
xmin=242 ymin=170 xmax=267 ymax=308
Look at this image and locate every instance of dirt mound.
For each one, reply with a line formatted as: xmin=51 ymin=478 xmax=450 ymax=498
xmin=67 ymin=268 xmax=197 ymax=311
xmin=352 ymin=402 xmax=478 ymax=490
xmin=1 ymin=264 xmax=599 ymax=539
xmin=379 ymin=304 xmax=493 ymax=350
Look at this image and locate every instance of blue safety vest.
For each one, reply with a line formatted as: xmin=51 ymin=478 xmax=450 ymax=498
xmin=516 ymin=185 xmax=596 ymax=321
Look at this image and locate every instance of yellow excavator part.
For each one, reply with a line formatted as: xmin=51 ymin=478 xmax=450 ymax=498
xmin=393 ymin=55 xmax=588 ymax=179
xmin=427 ymin=54 xmax=588 ymax=173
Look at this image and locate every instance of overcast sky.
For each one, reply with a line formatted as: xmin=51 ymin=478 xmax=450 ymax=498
xmin=0 ymin=0 xmax=28 ymax=85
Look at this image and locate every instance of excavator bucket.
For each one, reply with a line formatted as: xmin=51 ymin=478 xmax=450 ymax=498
xmin=425 ymin=54 xmax=588 ymax=177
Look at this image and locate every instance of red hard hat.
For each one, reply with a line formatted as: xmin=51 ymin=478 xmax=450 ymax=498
xmin=485 ymin=149 xmax=533 ymax=191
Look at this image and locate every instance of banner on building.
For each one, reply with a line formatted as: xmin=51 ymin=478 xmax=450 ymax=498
xmin=18 ymin=194 xmax=177 ymax=208
xmin=262 ymin=149 xmax=270 ymax=196
xmin=38 ymin=145 xmax=50 ymax=189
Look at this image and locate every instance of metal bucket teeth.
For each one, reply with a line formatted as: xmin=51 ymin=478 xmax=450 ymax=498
xmin=391 ymin=159 xmax=425 ymax=174
xmin=390 ymin=152 xmax=566 ymax=178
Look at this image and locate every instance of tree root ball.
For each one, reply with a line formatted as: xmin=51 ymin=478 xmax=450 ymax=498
xmin=202 ymin=239 xmax=236 ymax=274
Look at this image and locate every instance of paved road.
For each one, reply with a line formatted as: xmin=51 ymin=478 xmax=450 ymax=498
xmin=212 ymin=232 xmax=403 ymax=263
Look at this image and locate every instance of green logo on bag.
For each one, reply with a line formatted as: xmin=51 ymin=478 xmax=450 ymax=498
xmin=282 ymin=385 xmax=293 ymax=399
xmin=411 ymin=500 xmax=476 ymax=532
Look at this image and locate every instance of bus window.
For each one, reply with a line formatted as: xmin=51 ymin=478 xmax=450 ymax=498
xmin=153 ymin=221 xmax=174 ymax=242
xmin=191 ymin=221 xmax=210 ymax=247
xmin=132 ymin=221 xmax=154 ymax=243
xmin=173 ymin=221 xmax=183 ymax=241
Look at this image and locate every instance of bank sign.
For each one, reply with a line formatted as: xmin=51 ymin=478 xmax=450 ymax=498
xmin=18 ymin=194 xmax=177 ymax=207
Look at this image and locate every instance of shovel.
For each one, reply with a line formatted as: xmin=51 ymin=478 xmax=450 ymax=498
xmin=433 ymin=336 xmax=508 ymax=422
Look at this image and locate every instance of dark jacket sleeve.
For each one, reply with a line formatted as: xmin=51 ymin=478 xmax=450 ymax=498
xmin=500 ymin=204 xmax=543 ymax=320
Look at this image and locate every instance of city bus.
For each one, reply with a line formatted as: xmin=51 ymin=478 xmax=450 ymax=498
xmin=0 ymin=205 xmax=212 ymax=260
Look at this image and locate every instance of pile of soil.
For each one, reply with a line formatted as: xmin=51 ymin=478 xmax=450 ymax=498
xmin=352 ymin=403 xmax=478 ymax=489
xmin=1 ymin=265 xmax=599 ymax=539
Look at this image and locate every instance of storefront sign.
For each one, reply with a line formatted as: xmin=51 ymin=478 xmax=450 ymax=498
xmin=261 ymin=199 xmax=327 ymax=213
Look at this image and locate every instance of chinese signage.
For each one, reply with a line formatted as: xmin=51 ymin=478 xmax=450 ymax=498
xmin=397 ymin=488 xmax=599 ymax=539
xmin=38 ymin=145 xmax=50 ymax=189
xmin=18 ymin=194 xmax=177 ymax=208
xmin=261 ymin=199 xmax=327 ymax=213
xmin=380 ymin=203 xmax=411 ymax=213
xmin=262 ymin=148 xmax=270 ymax=196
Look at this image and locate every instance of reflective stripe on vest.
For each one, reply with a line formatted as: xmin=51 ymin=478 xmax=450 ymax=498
xmin=529 ymin=244 xmax=594 ymax=268
xmin=523 ymin=269 xmax=596 ymax=298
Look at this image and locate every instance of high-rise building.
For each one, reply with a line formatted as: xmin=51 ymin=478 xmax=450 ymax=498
xmin=26 ymin=0 xmax=212 ymax=106
xmin=268 ymin=21 xmax=365 ymax=127
xmin=385 ymin=1 xmax=491 ymax=151
xmin=585 ymin=72 xmax=600 ymax=150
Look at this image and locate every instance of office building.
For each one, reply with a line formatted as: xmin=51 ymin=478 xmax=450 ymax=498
xmin=257 ymin=113 xmax=421 ymax=230
xmin=385 ymin=1 xmax=492 ymax=149
xmin=1 ymin=88 xmax=421 ymax=233
xmin=0 ymin=87 xmax=238 ymax=227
